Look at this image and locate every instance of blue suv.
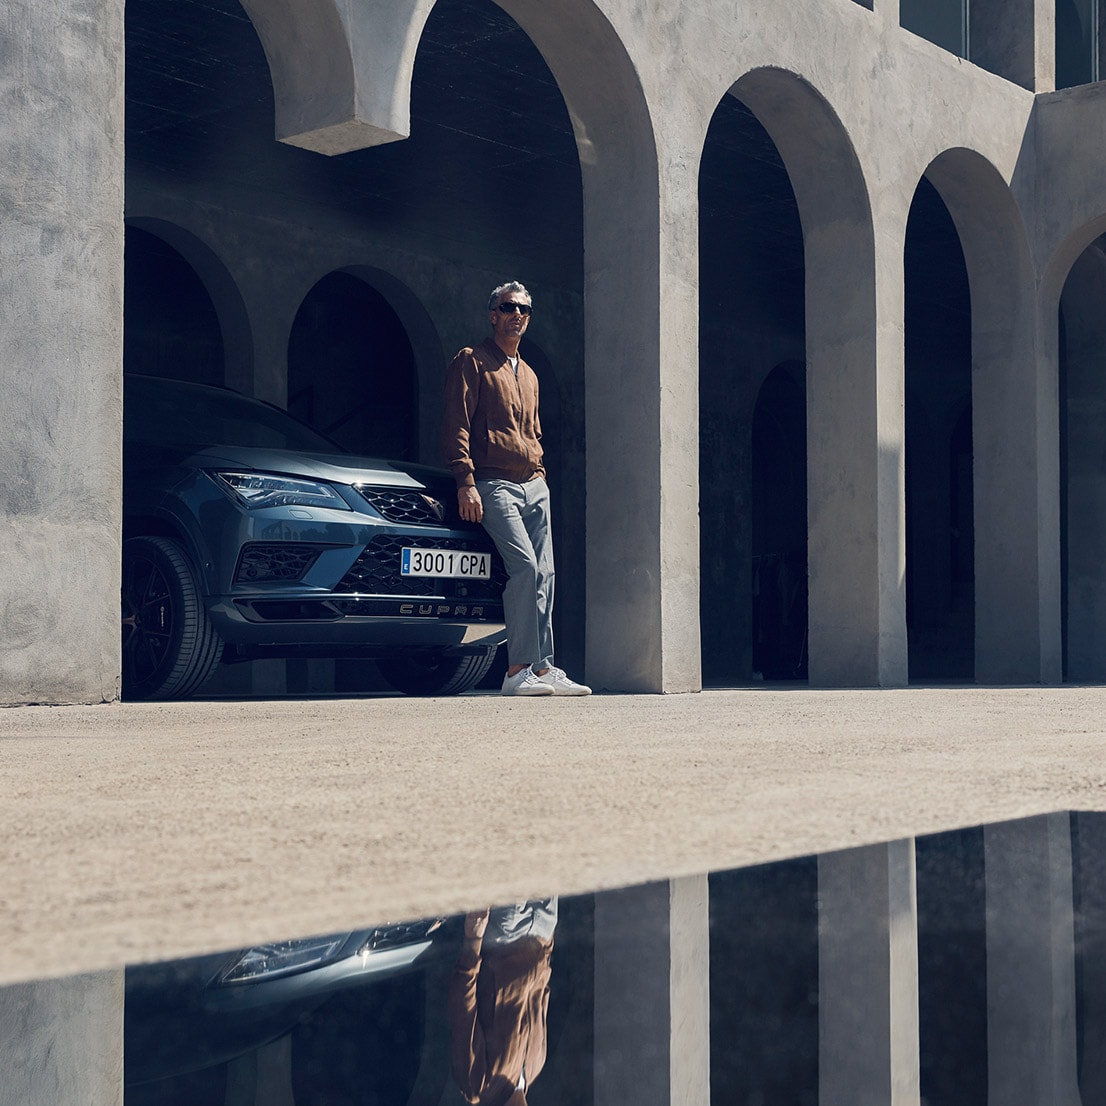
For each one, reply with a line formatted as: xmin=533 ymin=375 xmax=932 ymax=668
xmin=121 ymin=375 xmax=505 ymax=699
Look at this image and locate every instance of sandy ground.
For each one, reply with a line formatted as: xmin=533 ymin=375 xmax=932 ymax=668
xmin=3 ymin=685 xmax=1106 ymax=986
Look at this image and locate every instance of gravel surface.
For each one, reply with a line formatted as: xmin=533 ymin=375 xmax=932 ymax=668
xmin=3 ymin=686 xmax=1106 ymax=985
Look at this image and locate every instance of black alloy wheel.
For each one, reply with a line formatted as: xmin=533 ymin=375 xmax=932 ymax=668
xmin=121 ymin=536 xmax=223 ymax=700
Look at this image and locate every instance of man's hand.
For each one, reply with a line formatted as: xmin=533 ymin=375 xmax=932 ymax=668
xmin=464 ymin=908 xmax=490 ymax=942
xmin=458 ymin=485 xmax=483 ymax=523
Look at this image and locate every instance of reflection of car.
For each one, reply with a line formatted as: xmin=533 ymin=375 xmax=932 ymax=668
xmin=124 ymin=916 xmax=457 ymax=1086
xmin=122 ymin=374 xmax=506 ymax=699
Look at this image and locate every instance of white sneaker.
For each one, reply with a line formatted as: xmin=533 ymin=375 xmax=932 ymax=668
xmin=501 ymin=667 xmax=555 ymax=696
xmin=535 ymin=666 xmax=592 ymax=696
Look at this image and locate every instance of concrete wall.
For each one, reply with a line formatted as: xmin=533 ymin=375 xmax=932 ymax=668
xmin=7 ymin=0 xmax=1106 ymax=699
xmin=0 ymin=0 xmax=124 ymax=704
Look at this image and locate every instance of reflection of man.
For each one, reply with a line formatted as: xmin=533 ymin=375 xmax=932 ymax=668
xmin=441 ymin=281 xmax=590 ymax=697
xmin=448 ymin=900 xmax=558 ymax=1106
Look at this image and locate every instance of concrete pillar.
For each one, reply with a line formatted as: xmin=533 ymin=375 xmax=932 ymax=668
xmin=594 ymin=877 xmax=710 ymax=1106
xmin=818 ymin=839 xmax=920 ymax=1106
xmin=0 ymin=0 xmax=125 ymax=705
xmin=1058 ymin=242 xmax=1106 ymax=679
xmin=0 ymin=971 xmax=123 ymax=1106
xmin=971 ymin=0 xmax=1056 ymax=90
xmin=984 ymin=813 xmax=1080 ymax=1106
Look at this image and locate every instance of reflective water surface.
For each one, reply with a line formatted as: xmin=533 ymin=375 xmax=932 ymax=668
xmin=6 ymin=811 xmax=1106 ymax=1105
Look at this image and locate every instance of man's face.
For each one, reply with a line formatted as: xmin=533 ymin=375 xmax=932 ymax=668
xmin=489 ymin=290 xmax=532 ymax=344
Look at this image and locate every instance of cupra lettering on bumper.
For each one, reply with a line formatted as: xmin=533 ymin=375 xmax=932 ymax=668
xmin=399 ymin=602 xmax=488 ymax=617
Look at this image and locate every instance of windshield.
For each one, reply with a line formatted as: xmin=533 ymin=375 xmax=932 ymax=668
xmin=124 ymin=375 xmax=342 ymax=453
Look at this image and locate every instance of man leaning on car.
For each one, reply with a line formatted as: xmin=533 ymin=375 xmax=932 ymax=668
xmin=441 ymin=281 xmax=590 ymax=697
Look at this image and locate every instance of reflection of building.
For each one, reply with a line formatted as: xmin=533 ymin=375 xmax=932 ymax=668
xmin=6 ymin=0 xmax=1106 ymax=701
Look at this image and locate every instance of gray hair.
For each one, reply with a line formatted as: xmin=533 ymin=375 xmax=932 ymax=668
xmin=488 ymin=281 xmax=531 ymax=310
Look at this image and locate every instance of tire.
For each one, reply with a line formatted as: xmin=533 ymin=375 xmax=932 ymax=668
xmin=376 ymin=648 xmax=498 ymax=696
xmin=121 ymin=536 xmax=224 ymax=700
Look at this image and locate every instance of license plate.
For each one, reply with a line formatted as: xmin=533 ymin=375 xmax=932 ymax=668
xmin=400 ymin=548 xmax=491 ymax=580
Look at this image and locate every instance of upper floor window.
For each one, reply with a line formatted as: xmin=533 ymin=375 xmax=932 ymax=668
xmin=901 ymin=0 xmax=968 ymax=57
xmin=1057 ymin=0 xmax=1100 ymax=87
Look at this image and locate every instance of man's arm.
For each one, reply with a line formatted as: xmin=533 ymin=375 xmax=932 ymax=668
xmin=441 ymin=349 xmax=484 ymax=522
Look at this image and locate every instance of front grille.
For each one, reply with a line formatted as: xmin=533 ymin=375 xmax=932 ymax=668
xmin=234 ymin=543 xmax=329 ymax=584
xmin=336 ymin=535 xmax=506 ymax=600
xmin=357 ymin=487 xmax=448 ymax=525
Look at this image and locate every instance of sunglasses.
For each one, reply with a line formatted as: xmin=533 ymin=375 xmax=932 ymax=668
xmin=496 ymin=302 xmax=532 ymax=316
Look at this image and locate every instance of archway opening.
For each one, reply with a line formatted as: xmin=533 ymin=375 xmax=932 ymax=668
xmin=698 ymin=93 xmax=806 ymax=687
xmin=904 ymin=177 xmax=974 ymax=681
xmin=125 ymin=0 xmax=587 ymax=692
xmin=751 ymin=364 xmax=808 ymax=681
xmin=1059 ymin=234 xmax=1106 ymax=680
xmin=287 ymin=272 xmax=417 ymax=460
xmin=123 ymin=225 xmax=224 ymax=386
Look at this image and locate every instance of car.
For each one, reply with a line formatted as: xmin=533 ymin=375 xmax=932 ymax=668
xmin=124 ymin=914 xmax=458 ymax=1087
xmin=121 ymin=374 xmax=506 ymax=699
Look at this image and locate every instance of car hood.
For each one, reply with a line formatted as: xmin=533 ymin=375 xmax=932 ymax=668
xmin=176 ymin=445 xmax=454 ymax=492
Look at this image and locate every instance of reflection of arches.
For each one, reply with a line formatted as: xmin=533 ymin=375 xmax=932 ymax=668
xmin=751 ymin=364 xmax=808 ymax=681
xmin=287 ymin=272 xmax=417 ymax=459
xmin=125 ymin=218 xmax=254 ymax=391
xmin=922 ymin=148 xmax=1051 ymax=682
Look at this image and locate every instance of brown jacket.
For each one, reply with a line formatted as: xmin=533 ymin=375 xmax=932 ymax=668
xmin=441 ymin=338 xmax=545 ymax=488
xmin=447 ymin=936 xmax=552 ymax=1106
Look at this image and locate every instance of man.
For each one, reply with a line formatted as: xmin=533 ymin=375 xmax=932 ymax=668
xmin=441 ymin=281 xmax=590 ymax=696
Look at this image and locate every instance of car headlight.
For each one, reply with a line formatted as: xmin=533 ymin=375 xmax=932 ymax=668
xmin=212 ymin=471 xmax=351 ymax=511
xmin=216 ymin=933 xmax=349 ymax=985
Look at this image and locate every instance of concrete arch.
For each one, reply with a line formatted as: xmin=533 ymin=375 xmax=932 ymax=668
xmin=240 ymin=0 xmax=666 ymax=689
xmin=489 ymin=1 xmax=667 ymax=690
xmin=124 ymin=217 xmax=254 ymax=395
xmin=1056 ymin=236 xmax=1106 ymax=680
xmin=1040 ymin=214 xmax=1106 ymax=317
xmin=920 ymin=147 xmax=1058 ymax=683
xmin=725 ymin=68 xmax=894 ymax=686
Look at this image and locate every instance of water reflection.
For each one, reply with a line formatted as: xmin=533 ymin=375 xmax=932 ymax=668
xmin=6 ymin=813 xmax=1106 ymax=1105
xmin=449 ymin=900 xmax=557 ymax=1105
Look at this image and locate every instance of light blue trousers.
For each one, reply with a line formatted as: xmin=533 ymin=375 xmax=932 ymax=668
xmin=476 ymin=477 xmax=555 ymax=670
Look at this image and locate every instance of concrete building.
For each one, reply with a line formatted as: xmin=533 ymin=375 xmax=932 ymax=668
xmin=5 ymin=0 xmax=1106 ymax=703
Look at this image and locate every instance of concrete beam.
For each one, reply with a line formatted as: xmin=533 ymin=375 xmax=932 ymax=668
xmin=238 ymin=0 xmax=435 ymax=155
